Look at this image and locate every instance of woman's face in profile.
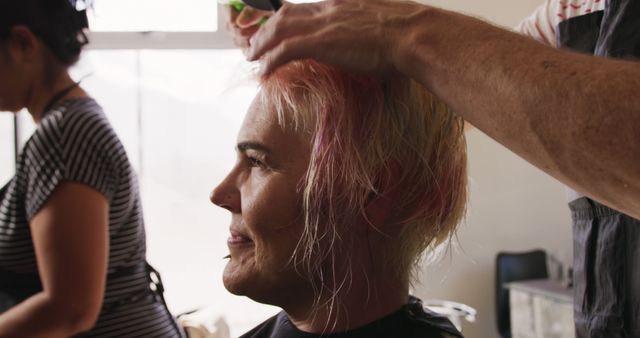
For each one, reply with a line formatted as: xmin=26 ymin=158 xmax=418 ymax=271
xmin=210 ymin=94 xmax=314 ymax=304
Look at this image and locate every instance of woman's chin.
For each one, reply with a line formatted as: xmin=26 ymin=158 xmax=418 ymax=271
xmin=222 ymin=260 xmax=257 ymax=296
xmin=222 ymin=264 xmax=285 ymax=306
xmin=222 ymin=260 xmax=249 ymax=296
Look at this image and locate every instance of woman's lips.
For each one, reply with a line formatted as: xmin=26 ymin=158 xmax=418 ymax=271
xmin=228 ymin=229 xmax=254 ymax=246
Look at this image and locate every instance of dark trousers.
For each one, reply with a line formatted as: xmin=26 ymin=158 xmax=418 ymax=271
xmin=570 ymin=198 xmax=640 ymax=338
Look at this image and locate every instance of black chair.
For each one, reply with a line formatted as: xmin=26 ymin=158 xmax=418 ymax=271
xmin=495 ymin=250 xmax=548 ymax=338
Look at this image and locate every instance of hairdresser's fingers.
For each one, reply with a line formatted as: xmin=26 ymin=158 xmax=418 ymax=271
xmin=226 ymin=4 xmax=241 ymax=25
xmin=234 ymin=35 xmax=250 ymax=50
xmin=249 ymin=0 xmax=425 ymax=75
xmin=225 ymin=5 xmax=244 ymax=39
xmin=258 ymin=37 xmax=315 ymax=76
xmin=258 ymin=32 xmax=390 ymax=77
xmin=226 ymin=18 xmax=260 ymax=37
xmin=227 ymin=22 xmax=259 ymax=50
xmin=246 ymin=3 xmax=321 ymax=61
xmin=236 ymin=7 xmax=272 ymax=28
xmin=226 ymin=7 xmax=262 ymax=50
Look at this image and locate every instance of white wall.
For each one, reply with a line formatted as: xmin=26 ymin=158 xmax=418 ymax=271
xmin=409 ymin=1 xmax=575 ymax=337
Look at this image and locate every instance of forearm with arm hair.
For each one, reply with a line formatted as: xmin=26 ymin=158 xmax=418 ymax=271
xmin=0 ymin=292 xmax=90 ymax=337
xmin=400 ymin=7 xmax=640 ymax=217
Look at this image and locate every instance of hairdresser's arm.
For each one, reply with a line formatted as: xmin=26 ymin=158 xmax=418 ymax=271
xmin=0 ymin=182 xmax=108 ymax=337
xmin=247 ymin=0 xmax=640 ymax=218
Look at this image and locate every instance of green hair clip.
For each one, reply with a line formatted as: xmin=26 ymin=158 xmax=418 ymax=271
xmin=228 ymin=0 xmax=246 ymax=12
xmin=228 ymin=0 xmax=271 ymax=26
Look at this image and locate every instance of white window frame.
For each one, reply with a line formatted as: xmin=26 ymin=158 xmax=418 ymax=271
xmin=12 ymin=4 xmax=234 ymax=164
xmin=86 ymin=7 xmax=234 ymax=50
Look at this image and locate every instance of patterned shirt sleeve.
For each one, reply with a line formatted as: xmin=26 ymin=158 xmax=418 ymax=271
xmin=515 ymin=0 xmax=606 ymax=46
xmin=24 ymin=104 xmax=120 ymax=220
xmin=515 ymin=0 xmax=562 ymax=47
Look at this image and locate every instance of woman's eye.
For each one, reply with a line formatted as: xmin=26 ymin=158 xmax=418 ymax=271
xmin=248 ymin=156 xmax=266 ymax=169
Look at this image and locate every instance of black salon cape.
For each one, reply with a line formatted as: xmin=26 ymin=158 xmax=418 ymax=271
xmin=240 ymin=297 xmax=463 ymax=338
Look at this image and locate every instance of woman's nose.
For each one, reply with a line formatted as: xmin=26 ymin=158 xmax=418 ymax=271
xmin=210 ymin=176 xmax=240 ymax=212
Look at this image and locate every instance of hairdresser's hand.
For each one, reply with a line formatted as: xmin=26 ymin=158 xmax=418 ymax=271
xmin=246 ymin=0 xmax=425 ymax=77
xmin=226 ymin=5 xmax=273 ymax=52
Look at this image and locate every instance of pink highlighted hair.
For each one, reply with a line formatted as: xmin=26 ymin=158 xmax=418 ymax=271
xmin=259 ymin=60 xmax=467 ymax=306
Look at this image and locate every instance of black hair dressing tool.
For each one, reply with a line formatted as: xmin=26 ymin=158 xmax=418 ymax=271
xmin=242 ymin=0 xmax=282 ymax=11
xmin=67 ymin=0 xmax=90 ymax=29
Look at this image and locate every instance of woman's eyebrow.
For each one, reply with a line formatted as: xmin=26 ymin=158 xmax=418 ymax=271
xmin=237 ymin=141 xmax=272 ymax=155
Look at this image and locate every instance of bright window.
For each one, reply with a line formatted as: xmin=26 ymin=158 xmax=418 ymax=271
xmin=0 ymin=115 xmax=14 ymax=186
xmin=89 ymin=0 xmax=218 ymax=32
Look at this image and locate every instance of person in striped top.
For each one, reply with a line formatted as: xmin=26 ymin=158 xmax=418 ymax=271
xmin=0 ymin=0 xmax=183 ymax=336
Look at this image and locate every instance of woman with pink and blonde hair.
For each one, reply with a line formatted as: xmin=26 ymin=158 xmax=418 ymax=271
xmin=211 ymin=59 xmax=467 ymax=338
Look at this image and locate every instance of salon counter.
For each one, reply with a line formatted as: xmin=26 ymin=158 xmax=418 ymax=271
xmin=507 ymin=279 xmax=574 ymax=338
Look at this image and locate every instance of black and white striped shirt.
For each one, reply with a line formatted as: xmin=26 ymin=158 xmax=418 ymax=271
xmin=0 ymin=98 xmax=182 ymax=337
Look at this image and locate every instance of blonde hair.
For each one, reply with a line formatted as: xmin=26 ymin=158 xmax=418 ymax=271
xmin=259 ymin=60 xmax=467 ymax=308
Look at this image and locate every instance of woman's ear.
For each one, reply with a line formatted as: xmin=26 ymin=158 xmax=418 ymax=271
xmin=8 ymin=26 xmax=40 ymax=62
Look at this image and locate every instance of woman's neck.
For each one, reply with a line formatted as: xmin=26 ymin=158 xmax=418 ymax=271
xmin=285 ymin=270 xmax=409 ymax=334
xmin=26 ymin=72 xmax=87 ymax=123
